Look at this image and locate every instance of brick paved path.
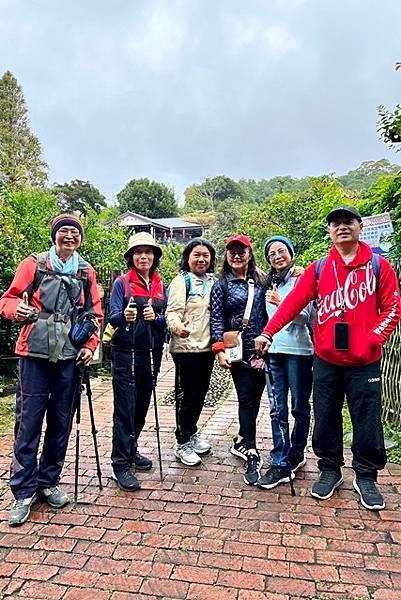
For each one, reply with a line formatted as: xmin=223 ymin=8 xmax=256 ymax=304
xmin=0 ymin=357 xmax=401 ymax=600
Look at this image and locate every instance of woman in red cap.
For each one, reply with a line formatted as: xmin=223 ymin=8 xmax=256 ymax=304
xmin=210 ymin=234 xmax=268 ymax=486
xmin=0 ymin=214 xmax=102 ymax=526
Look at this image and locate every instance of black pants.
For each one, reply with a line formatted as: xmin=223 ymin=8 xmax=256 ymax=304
xmin=111 ymin=349 xmax=160 ymax=472
xmin=172 ymin=352 xmax=215 ymax=445
xmin=231 ymin=361 xmax=266 ymax=450
xmin=11 ymin=357 xmax=77 ymax=499
xmin=312 ymin=355 xmax=386 ymax=480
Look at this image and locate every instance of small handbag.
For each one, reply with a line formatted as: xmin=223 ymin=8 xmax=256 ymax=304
xmin=223 ymin=279 xmax=255 ymax=363
xmin=223 ymin=330 xmax=243 ymax=362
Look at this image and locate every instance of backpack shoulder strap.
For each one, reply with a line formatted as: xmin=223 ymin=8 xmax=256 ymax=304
xmin=28 ymin=251 xmax=49 ymax=300
xmin=315 ymin=257 xmax=327 ymax=281
xmin=121 ymin=274 xmax=131 ymax=301
xmin=371 ymin=253 xmax=381 ymax=282
xmin=182 ymin=272 xmax=191 ymax=300
xmin=315 ymin=254 xmax=381 ymax=284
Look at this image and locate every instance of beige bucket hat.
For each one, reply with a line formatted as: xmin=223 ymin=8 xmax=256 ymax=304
xmin=124 ymin=231 xmax=163 ymax=261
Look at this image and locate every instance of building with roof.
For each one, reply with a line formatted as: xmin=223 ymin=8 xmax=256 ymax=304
xmin=112 ymin=211 xmax=204 ymax=243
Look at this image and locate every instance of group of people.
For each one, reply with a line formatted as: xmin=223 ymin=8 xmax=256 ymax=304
xmin=1 ymin=205 xmax=400 ymax=527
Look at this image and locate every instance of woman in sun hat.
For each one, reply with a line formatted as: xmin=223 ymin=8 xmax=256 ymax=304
xmin=108 ymin=232 xmax=167 ymax=492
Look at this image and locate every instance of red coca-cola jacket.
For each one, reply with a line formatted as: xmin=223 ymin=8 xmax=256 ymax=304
xmin=263 ymin=241 xmax=401 ymax=366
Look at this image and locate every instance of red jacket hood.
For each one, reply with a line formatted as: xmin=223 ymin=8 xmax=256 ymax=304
xmin=328 ymin=240 xmax=373 ymax=269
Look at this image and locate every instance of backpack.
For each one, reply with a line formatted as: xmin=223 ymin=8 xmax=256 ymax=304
xmin=28 ymin=251 xmax=91 ymax=307
xmin=315 ymin=254 xmax=381 ymax=282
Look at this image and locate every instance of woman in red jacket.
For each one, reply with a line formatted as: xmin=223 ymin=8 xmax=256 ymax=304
xmin=108 ymin=232 xmax=167 ymax=492
xmin=0 ymin=214 xmax=102 ymax=526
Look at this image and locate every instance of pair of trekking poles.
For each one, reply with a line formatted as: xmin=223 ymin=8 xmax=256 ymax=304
xmin=73 ymin=364 xmax=103 ymax=504
xmin=125 ymin=297 xmax=163 ymax=482
xmin=73 ymin=299 xmax=164 ymax=504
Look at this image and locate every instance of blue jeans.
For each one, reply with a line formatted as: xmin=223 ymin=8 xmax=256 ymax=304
xmin=267 ymin=354 xmax=313 ymax=467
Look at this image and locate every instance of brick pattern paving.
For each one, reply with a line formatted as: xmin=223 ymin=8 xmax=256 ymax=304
xmin=0 ymin=357 xmax=401 ymax=599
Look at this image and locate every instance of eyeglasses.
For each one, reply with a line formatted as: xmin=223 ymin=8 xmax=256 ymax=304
xmin=268 ymin=248 xmax=288 ymax=259
xmin=57 ymin=227 xmax=81 ymax=237
xmin=227 ymin=247 xmax=248 ymax=257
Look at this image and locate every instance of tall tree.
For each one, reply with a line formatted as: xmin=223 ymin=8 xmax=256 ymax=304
xmin=183 ymin=175 xmax=244 ymax=213
xmin=53 ymin=179 xmax=107 ymax=216
xmin=377 ymin=104 xmax=401 ymax=153
xmin=0 ymin=71 xmax=48 ymax=187
xmin=338 ymin=159 xmax=401 ymax=193
xmin=117 ymin=178 xmax=178 ymax=218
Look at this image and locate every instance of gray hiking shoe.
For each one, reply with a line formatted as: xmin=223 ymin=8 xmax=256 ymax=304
xmin=175 ymin=442 xmax=202 ymax=466
xmin=40 ymin=486 xmax=70 ymax=508
xmin=9 ymin=494 xmax=37 ymax=527
xmin=190 ymin=432 xmax=212 ymax=455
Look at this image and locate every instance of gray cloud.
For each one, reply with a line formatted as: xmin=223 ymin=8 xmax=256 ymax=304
xmin=1 ymin=0 xmax=400 ymax=200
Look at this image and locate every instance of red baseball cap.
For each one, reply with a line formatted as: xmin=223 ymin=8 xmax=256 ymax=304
xmin=225 ymin=234 xmax=253 ymax=249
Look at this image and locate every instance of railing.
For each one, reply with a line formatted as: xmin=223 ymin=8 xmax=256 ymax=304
xmin=381 ymin=260 xmax=401 ymax=425
xmin=1 ymin=262 xmax=401 ymax=425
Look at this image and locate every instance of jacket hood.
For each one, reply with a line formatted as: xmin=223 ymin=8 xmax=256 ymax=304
xmin=328 ymin=240 xmax=373 ymax=268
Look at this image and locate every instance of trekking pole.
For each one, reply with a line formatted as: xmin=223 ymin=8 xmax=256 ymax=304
xmin=146 ymin=307 xmax=163 ymax=482
xmin=83 ymin=368 xmax=103 ymax=491
xmin=126 ymin=298 xmax=137 ymax=465
xmin=265 ymin=357 xmax=296 ymax=497
xmin=73 ymin=365 xmax=85 ymax=505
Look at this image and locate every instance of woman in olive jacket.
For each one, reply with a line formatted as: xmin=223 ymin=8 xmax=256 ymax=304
xmin=166 ymin=238 xmax=216 ymax=467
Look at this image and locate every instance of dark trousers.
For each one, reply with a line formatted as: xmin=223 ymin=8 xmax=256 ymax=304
xmin=111 ymin=349 xmax=159 ymax=472
xmin=231 ymin=361 xmax=266 ymax=450
xmin=11 ymin=357 xmax=77 ymax=500
xmin=312 ymin=355 xmax=386 ymax=480
xmin=268 ymin=354 xmax=312 ymax=467
xmin=172 ymin=352 xmax=215 ymax=445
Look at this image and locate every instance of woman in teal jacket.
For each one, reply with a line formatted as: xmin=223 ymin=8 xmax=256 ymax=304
xmin=257 ymin=236 xmax=314 ymax=491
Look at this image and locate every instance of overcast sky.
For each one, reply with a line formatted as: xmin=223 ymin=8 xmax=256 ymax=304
xmin=1 ymin=0 xmax=400 ymax=201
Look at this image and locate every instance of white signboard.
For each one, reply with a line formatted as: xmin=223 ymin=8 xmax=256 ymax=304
xmin=360 ymin=212 xmax=394 ymax=255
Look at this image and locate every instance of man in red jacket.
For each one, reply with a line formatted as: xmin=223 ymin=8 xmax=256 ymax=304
xmin=255 ymin=206 xmax=401 ymax=510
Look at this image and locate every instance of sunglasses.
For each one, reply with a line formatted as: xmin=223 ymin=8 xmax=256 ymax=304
xmin=227 ymin=247 xmax=248 ymax=257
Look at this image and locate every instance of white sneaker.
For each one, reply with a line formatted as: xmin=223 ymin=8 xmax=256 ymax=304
xmin=190 ymin=433 xmax=211 ymax=455
xmin=175 ymin=442 xmax=202 ymax=466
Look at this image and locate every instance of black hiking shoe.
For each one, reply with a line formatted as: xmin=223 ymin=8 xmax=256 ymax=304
xmin=134 ymin=453 xmax=152 ymax=471
xmin=289 ymin=452 xmax=306 ymax=473
xmin=112 ymin=468 xmax=141 ymax=492
xmin=311 ymin=470 xmax=343 ymax=500
xmin=257 ymin=465 xmax=295 ymax=490
xmin=243 ymin=452 xmax=263 ymax=486
xmin=353 ymin=477 xmax=385 ymax=511
xmin=230 ymin=436 xmax=248 ymax=461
